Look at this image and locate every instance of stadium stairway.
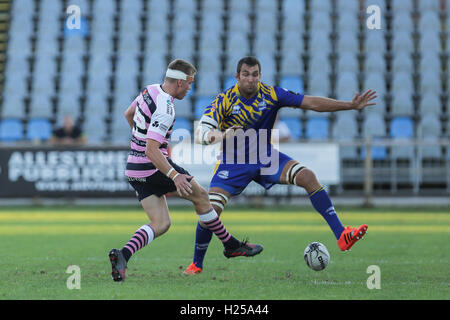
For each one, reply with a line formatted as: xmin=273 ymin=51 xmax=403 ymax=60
xmin=0 ymin=0 xmax=11 ymax=112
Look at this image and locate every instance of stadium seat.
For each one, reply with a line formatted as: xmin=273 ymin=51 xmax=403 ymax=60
xmin=281 ymin=31 xmax=303 ymax=54
xmin=26 ymin=118 xmax=52 ymax=142
xmin=175 ymin=97 xmax=192 ymax=119
xmin=336 ymin=72 xmax=358 ymax=99
xmin=83 ymin=115 xmax=107 ymax=144
xmin=419 ymin=11 xmax=440 ymax=32
xmin=194 ymin=96 xmax=215 ymax=120
xmin=392 ymin=51 xmax=413 ymax=73
xmin=223 ymin=75 xmax=237 ymax=91
xmin=308 ymin=71 xmax=330 ymax=97
xmin=361 ymin=113 xmax=388 ymax=159
xmin=279 ymin=117 xmax=302 ymax=140
xmin=417 ymin=114 xmax=442 ymax=159
xmin=393 ymin=11 xmax=413 ymax=32
xmin=338 ymin=52 xmax=358 ymax=73
xmin=390 ymin=116 xmax=414 ymax=138
xmin=360 ymin=137 xmax=388 ymax=160
xmin=419 ymin=92 xmax=442 ymax=116
xmin=362 ymin=113 xmax=386 ymax=138
xmin=110 ymin=115 xmax=132 ymax=145
xmin=392 ymin=30 xmax=413 ymax=55
xmin=392 ymin=0 xmax=413 ymax=12
xmin=198 ymin=27 xmax=221 ymax=56
xmin=228 ymin=11 xmax=251 ymax=33
xmin=279 ymin=75 xmax=304 ymax=94
xmin=258 ymin=53 xmax=276 ymax=84
xmin=280 ymin=51 xmax=303 ymax=76
xmin=337 ymin=31 xmax=358 ymax=54
xmin=281 ymin=0 xmax=304 ymax=31
xmin=420 ymin=51 xmax=441 ymax=75
xmin=390 ymin=116 xmax=414 ymax=159
xmin=420 ymin=71 xmax=441 ymax=96
xmin=364 ymin=30 xmax=385 ymax=54
xmin=392 ymin=72 xmax=413 ymax=95
xmin=364 ymin=73 xmax=386 ymax=97
xmin=419 ymin=31 xmax=441 ymax=54
xmin=196 ymin=72 xmax=221 ymax=97
xmin=310 ymin=11 xmax=331 ymax=32
xmin=171 ymin=117 xmax=193 ymax=143
xmin=391 ymin=89 xmax=414 ymax=116
xmin=310 ymin=30 xmax=331 ymax=55
xmin=337 ymin=11 xmax=359 ymax=33
xmin=0 ymin=118 xmax=24 ymax=142
xmin=332 ymin=114 xmax=359 ymax=158
xmin=305 ymin=117 xmax=329 ymax=140
xmin=254 ymin=10 xmax=277 ymax=34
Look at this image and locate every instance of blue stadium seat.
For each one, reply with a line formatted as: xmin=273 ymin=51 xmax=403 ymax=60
xmin=171 ymin=117 xmax=192 ymax=143
xmin=390 ymin=116 xmax=414 ymax=159
xmin=279 ymin=118 xmax=302 ymax=140
xmin=26 ymin=118 xmax=52 ymax=141
xmin=0 ymin=118 xmax=23 ymax=142
xmin=223 ymin=75 xmax=236 ymax=91
xmin=390 ymin=116 xmax=414 ymax=139
xmin=194 ymin=96 xmax=215 ymax=120
xmin=360 ymin=138 xmax=388 ymax=160
xmin=305 ymin=117 xmax=329 ymax=140
xmin=279 ymin=75 xmax=304 ymax=94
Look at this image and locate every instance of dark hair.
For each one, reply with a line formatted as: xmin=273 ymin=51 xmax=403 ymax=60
xmin=166 ymin=59 xmax=197 ymax=80
xmin=236 ymin=56 xmax=261 ymax=74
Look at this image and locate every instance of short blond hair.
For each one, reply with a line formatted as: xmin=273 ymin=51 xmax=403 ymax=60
xmin=165 ymin=59 xmax=197 ymax=82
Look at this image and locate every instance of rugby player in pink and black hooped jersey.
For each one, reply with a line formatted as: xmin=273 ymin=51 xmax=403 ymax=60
xmin=107 ymin=59 xmax=263 ymax=282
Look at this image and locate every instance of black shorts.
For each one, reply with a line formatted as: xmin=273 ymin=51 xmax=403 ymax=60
xmin=127 ymin=159 xmax=191 ymax=201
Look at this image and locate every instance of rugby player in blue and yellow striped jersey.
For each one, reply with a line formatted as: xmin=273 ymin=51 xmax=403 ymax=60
xmin=184 ymin=56 xmax=376 ymax=275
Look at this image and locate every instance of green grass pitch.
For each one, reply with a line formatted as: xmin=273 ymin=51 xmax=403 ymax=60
xmin=0 ymin=205 xmax=449 ymax=300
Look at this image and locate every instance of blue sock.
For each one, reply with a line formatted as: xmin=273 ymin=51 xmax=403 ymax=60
xmin=193 ymin=222 xmax=213 ymax=269
xmin=309 ymin=187 xmax=345 ymax=239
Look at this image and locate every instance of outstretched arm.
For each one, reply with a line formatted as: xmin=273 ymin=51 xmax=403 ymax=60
xmin=300 ymin=90 xmax=377 ymax=113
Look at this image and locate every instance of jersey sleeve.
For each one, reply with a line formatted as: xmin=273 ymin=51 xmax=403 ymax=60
xmin=274 ymin=86 xmax=304 ymax=108
xmin=201 ymin=93 xmax=229 ymax=130
xmin=146 ymin=107 xmax=174 ymax=144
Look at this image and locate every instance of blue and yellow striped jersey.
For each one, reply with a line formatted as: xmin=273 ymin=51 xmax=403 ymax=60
xmin=200 ymin=82 xmax=304 ymax=163
xmin=202 ymin=82 xmax=304 ymax=132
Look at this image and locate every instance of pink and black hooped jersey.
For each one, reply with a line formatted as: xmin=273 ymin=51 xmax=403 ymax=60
xmin=125 ymin=84 xmax=176 ymax=178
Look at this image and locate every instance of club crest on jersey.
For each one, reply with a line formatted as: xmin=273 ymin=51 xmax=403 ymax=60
xmin=217 ymin=170 xmax=229 ymax=179
xmin=232 ymin=105 xmax=241 ymax=115
xmin=258 ymin=100 xmax=267 ymax=111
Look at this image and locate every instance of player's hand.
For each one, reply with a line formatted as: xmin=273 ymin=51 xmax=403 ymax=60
xmin=173 ymin=174 xmax=193 ymax=197
xmin=350 ymin=89 xmax=377 ymax=110
xmin=223 ymin=125 xmax=243 ymax=140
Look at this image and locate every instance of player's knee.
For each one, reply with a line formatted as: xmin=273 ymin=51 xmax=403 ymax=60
xmin=209 ymin=192 xmax=228 ymax=213
xmin=295 ymin=168 xmax=320 ymax=190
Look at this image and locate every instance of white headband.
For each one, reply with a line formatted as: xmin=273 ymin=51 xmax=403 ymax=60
xmin=166 ymin=69 xmax=192 ymax=80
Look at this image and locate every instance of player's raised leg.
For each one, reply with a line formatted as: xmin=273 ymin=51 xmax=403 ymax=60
xmin=109 ymin=194 xmax=169 ymax=282
xmin=281 ymin=160 xmax=368 ymax=251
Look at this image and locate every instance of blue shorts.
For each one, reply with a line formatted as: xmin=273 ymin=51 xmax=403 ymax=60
xmin=209 ymin=151 xmax=293 ymax=196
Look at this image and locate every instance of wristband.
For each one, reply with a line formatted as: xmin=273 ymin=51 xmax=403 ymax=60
xmin=166 ymin=168 xmax=175 ymax=178
xmin=172 ymin=173 xmax=180 ymax=180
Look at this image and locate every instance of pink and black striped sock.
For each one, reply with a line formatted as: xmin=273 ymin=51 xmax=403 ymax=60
xmin=198 ymin=208 xmax=240 ymax=249
xmin=121 ymin=224 xmax=155 ymax=262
